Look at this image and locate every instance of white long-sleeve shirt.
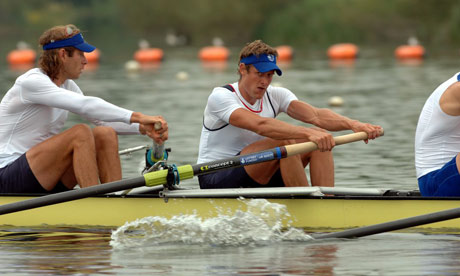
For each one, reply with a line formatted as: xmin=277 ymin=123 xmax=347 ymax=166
xmin=0 ymin=68 xmax=139 ymax=168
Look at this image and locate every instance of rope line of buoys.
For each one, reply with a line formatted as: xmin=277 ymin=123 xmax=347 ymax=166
xmin=5 ymin=36 xmax=439 ymax=72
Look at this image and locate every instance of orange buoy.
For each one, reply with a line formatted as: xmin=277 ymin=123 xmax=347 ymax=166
xmin=84 ymin=48 xmax=100 ymax=63
xmin=395 ymin=45 xmax=425 ymax=59
xmin=276 ymin=45 xmax=293 ymax=62
xmin=134 ymin=48 xmax=164 ymax=63
xmin=327 ymin=43 xmax=359 ymax=59
xmin=199 ymin=46 xmax=229 ymax=62
xmin=7 ymin=49 xmax=36 ymax=65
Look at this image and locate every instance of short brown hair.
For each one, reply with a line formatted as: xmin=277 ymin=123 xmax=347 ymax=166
xmin=38 ymin=24 xmax=80 ymax=81
xmin=237 ymin=40 xmax=278 ymax=77
xmin=238 ymin=40 xmax=278 ymax=61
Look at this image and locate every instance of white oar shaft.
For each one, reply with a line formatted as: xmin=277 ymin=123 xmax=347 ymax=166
xmin=118 ymin=145 xmax=149 ymax=155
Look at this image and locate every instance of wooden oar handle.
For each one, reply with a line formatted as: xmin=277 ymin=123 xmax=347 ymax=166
xmin=286 ymin=129 xmax=384 ymax=156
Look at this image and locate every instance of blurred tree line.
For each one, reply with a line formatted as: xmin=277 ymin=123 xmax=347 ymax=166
xmin=1 ymin=0 xmax=460 ymax=56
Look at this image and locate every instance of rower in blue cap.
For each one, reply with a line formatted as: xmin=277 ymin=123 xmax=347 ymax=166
xmin=0 ymin=24 xmax=168 ymax=193
xmin=197 ymin=39 xmax=382 ymax=189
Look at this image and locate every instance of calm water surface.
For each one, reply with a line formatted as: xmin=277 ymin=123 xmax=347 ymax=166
xmin=1 ymin=49 xmax=460 ymax=274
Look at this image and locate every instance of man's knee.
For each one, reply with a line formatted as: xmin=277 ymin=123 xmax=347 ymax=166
xmin=93 ymin=126 xmax=116 ymax=137
xmin=93 ymin=126 xmax=118 ymax=146
xmin=69 ymin=124 xmax=94 ymax=143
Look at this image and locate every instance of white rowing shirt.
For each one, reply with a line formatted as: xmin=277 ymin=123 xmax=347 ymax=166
xmin=0 ymin=68 xmax=139 ymax=168
xmin=197 ymin=82 xmax=298 ymax=164
xmin=415 ymin=72 xmax=460 ymax=178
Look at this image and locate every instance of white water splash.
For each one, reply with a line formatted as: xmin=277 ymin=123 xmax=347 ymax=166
xmin=110 ymin=198 xmax=312 ymax=249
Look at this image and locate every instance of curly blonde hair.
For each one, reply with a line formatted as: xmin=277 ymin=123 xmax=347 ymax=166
xmin=38 ymin=24 xmax=80 ymax=81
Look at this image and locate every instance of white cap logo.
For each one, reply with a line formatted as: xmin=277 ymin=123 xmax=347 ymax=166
xmin=267 ymin=54 xmax=275 ymax=62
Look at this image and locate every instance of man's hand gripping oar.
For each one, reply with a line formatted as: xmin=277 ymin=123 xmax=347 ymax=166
xmin=143 ymin=122 xmax=169 ymax=174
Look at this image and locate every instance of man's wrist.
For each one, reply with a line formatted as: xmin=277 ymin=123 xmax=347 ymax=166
xmin=139 ymin=124 xmax=146 ymax=135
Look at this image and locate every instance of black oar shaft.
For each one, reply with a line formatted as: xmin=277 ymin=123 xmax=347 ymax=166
xmin=191 ymin=147 xmax=287 ymax=176
xmin=314 ymin=206 xmax=460 ymax=239
xmin=0 ymin=176 xmax=145 ymax=215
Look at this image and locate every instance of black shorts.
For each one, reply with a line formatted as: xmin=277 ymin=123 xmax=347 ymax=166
xmin=0 ymin=154 xmax=70 ymax=194
xmin=198 ymin=166 xmax=285 ymax=189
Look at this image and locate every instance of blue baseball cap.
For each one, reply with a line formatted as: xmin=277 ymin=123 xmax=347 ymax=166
xmin=240 ymin=53 xmax=282 ymax=76
xmin=43 ymin=33 xmax=96 ymax=52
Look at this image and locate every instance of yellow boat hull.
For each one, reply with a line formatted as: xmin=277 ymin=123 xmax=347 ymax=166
xmin=1 ymin=195 xmax=460 ymax=233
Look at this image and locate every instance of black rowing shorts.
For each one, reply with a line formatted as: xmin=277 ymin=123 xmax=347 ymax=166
xmin=0 ymin=153 xmax=69 ymax=194
xmin=198 ymin=165 xmax=285 ymax=189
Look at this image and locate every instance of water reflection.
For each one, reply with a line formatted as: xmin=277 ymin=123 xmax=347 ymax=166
xmin=109 ymin=233 xmax=460 ymax=275
xmin=0 ymin=227 xmax=116 ymax=275
xmin=0 ymin=222 xmax=460 ymax=274
xmin=200 ymin=60 xmax=228 ymax=72
xmin=328 ymin=58 xmax=356 ymax=68
xmin=397 ymin=58 xmax=424 ymax=67
xmin=8 ymin=63 xmax=35 ymax=72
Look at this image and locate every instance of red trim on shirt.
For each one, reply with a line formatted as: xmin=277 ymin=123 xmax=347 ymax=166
xmin=231 ymin=84 xmax=263 ymax=113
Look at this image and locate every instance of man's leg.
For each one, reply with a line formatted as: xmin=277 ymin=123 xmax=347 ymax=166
xmin=241 ymin=137 xmax=334 ymax=187
xmin=278 ymin=147 xmax=334 ymax=187
xmin=240 ymin=138 xmax=311 ymax=186
xmin=92 ymin=126 xmax=121 ymax=183
xmin=26 ymin=124 xmax=99 ymax=190
xmin=303 ymin=150 xmax=334 ymax=187
xmin=278 ymin=152 xmax=309 ymax=186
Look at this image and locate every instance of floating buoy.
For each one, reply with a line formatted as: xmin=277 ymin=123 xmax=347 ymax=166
xmin=199 ymin=46 xmax=229 ymax=62
xmin=176 ymin=71 xmax=189 ymax=81
xmin=7 ymin=49 xmax=36 ymax=65
xmin=276 ymin=45 xmax=293 ymax=62
xmin=327 ymin=43 xmax=359 ymax=59
xmin=124 ymin=60 xmax=140 ymax=72
xmin=395 ymin=45 xmax=425 ymax=59
xmin=328 ymin=96 xmax=344 ymax=107
xmin=134 ymin=48 xmax=164 ymax=63
xmin=84 ymin=48 xmax=100 ymax=63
